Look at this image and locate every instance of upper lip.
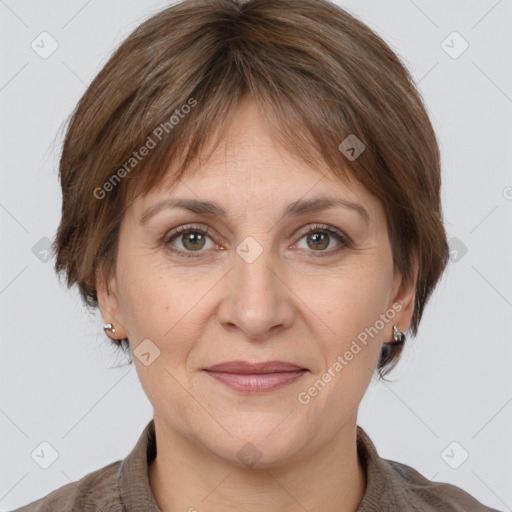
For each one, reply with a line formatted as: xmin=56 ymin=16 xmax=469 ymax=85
xmin=204 ymin=360 xmax=306 ymax=374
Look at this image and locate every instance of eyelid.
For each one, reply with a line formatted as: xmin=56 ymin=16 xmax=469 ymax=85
xmin=294 ymin=223 xmax=351 ymax=246
xmin=163 ymin=223 xmax=223 ymax=245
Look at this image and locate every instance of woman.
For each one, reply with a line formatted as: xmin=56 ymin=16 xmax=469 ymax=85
xmin=13 ymin=0 xmax=501 ymax=510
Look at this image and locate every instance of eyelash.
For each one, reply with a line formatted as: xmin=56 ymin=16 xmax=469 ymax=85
xmin=162 ymin=223 xmax=351 ymax=259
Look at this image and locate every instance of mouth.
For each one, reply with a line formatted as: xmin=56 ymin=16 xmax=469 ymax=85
xmin=202 ymin=360 xmax=308 ymax=393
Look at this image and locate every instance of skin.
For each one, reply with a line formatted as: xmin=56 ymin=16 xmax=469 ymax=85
xmin=97 ymin=96 xmax=416 ymax=512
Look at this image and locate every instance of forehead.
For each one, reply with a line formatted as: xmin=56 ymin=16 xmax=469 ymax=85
xmin=126 ymin=97 xmax=381 ymax=222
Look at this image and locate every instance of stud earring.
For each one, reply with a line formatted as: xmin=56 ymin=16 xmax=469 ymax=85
xmin=393 ymin=325 xmax=405 ymax=344
xmin=103 ymin=323 xmax=117 ymax=338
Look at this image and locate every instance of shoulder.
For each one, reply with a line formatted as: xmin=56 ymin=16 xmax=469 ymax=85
xmin=385 ymin=458 xmax=501 ymax=512
xmin=355 ymin=425 xmax=500 ymax=512
xmin=10 ymin=460 xmax=124 ymax=512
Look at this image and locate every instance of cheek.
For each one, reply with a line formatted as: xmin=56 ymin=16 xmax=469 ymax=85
xmin=304 ymin=263 xmax=393 ymax=337
xmin=118 ymin=263 xmax=208 ymax=409
xmin=298 ymin=271 xmax=391 ymax=421
xmin=117 ymin=256 xmax=215 ymax=352
xmin=297 ymin=262 xmax=394 ymax=395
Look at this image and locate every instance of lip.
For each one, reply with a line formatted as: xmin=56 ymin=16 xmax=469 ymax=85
xmin=204 ymin=360 xmax=306 ymax=373
xmin=203 ymin=360 xmax=308 ymax=393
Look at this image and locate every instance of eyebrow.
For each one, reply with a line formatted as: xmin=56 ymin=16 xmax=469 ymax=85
xmin=139 ymin=196 xmax=370 ymax=226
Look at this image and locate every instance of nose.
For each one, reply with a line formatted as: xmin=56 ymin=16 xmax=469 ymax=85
xmin=216 ymin=245 xmax=296 ymax=341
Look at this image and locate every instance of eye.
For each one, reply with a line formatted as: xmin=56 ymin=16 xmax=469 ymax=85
xmin=294 ymin=224 xmax=350 ymax=255
xmin=163 ymin=224 xmax=221 ymax=257
xmin=163 ymin=223 xmax=351 ymax=259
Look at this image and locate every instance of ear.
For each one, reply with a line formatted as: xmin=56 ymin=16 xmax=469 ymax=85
xmin=388 ymin=251 xmax=419 ymax=339
xmin=95 ymin=264 xmax=128 ymax=340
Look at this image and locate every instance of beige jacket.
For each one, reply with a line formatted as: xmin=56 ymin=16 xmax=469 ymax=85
xmin=12 ymin=420 xmax=501 ymax=511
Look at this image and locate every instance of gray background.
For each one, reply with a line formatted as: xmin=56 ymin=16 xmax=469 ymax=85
xmin=1 ymin=0 xmax=511 ymax=510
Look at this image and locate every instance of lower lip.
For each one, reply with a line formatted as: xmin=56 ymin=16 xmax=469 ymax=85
xmin=203 ymin=370 xmax=307 ymax=393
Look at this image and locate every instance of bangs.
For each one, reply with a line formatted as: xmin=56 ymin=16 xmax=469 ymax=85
xmin=118 ymin=55 xmax=359 ymax=211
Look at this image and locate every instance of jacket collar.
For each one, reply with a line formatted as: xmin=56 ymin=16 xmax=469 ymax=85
xmin=118 ymin=419 xmax=161 ymax=511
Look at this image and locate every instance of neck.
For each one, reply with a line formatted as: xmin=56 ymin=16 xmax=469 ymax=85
xmin=148 ymin=416 xmax=366 ymax=512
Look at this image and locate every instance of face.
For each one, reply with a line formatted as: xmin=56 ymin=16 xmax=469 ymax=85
xmin=98 ymin=96 xmax=415 ymax=467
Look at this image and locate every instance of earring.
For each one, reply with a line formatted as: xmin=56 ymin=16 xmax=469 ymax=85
xmin=393 ymin=325 xmax=405 ymax=344
xmin=103 ymin=323 xmax=117 ymax=339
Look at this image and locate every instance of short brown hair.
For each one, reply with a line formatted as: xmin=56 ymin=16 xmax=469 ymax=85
xmin=52 ymin=0 xmax=449 ymax=377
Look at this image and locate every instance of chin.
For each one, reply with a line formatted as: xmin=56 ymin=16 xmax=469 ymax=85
xmin=202 ymin=420 xmax=311 ymax=469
